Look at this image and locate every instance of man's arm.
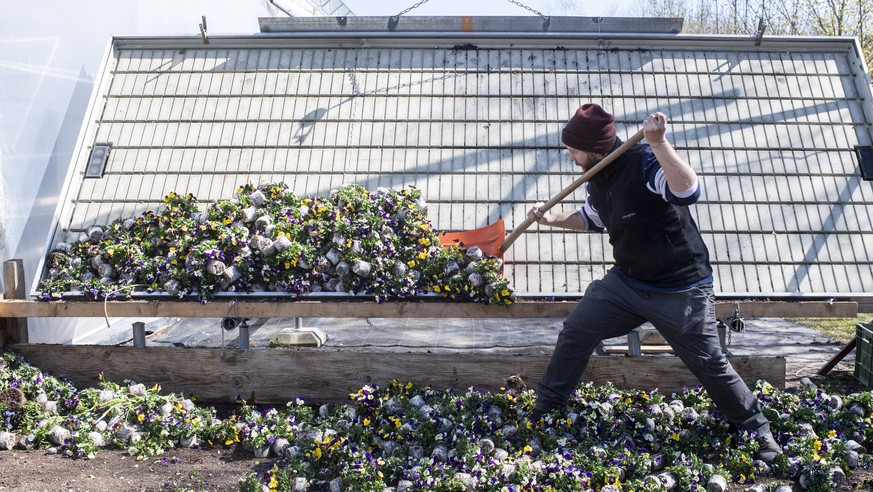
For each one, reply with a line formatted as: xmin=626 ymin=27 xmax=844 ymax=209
xmin=644 ymin=112 xmax=697 ymax=193
xmin=527 ymin=203 xmax=590 ymax=232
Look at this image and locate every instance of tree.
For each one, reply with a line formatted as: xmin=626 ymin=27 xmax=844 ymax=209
xmin=635 ymin=0 xmax=873 ymax=68
xmin=546 ymin=0 xmax=873 ymax=65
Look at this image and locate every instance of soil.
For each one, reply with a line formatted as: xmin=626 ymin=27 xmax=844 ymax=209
xmin=0 ymin=445 xmax=276 ymax=491
xmin=0 ymin=434 xmax=871 ymax=492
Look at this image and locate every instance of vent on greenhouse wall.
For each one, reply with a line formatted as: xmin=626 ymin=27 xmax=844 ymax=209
xmin=84 ymin=144 xmax=111 ymax=179
xmin=855 ymin=145 xmax=873 ymax=180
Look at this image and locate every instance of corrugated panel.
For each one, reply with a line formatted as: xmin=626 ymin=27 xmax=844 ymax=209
xmin=45 ymin=29 xmax=873 ymax=297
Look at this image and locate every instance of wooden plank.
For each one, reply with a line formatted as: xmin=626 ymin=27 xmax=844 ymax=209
xmin=0 ymin=299 xmax=858 ymax=319
xmin=817 ymin=336 xmax=857 ymax=376
xmin=10 ymin=344 xmax=785 ymax=404
xmin=602 ymin=345 xmax=675 ymax=354
xmin=2 ymin=260 xmax=28 ymax=344
xmin=0 ymin=299 xmax=576 ymax=319
xmin=714 ymin=300 xmax=858 ymax=318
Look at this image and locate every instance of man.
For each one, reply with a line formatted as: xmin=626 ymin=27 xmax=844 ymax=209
xmin=527 ymin=103 xmax=781 ymax=462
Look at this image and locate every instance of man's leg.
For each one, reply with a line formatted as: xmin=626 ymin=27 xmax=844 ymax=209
xmin=535 ymin=273 xmax=646 ymax=413
xmin=644 ymin=284 xmax=770 ymax=433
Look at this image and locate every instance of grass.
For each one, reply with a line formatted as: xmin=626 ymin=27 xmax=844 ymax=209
xmin=789 ymin=314 xmax=873 ymax=393
xmin=788 ymin=314 xmax=873 ymax=344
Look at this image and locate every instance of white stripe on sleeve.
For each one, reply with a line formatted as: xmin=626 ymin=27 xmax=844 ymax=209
xmin=646 ymin=168 xmax=699 ymax=202
xmin=579 ymin=197 xmax=604 ymax=230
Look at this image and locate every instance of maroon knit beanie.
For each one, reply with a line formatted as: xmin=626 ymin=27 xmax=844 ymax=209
xmin=561 ymin=103 xmax=616 ymax=153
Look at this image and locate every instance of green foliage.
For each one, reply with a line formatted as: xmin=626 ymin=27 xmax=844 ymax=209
xmin=790 ymin=315 xmax=871 ymax=344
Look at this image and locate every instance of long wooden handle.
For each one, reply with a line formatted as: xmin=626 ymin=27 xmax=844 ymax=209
xmin=499 ymin=128 xmax=646 ymax=253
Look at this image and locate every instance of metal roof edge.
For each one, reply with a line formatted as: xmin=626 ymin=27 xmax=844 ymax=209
xmin=110 ymin=32 xmax=861 ymax=51
xmin=257 ymin=15 xmax=684 ymax=34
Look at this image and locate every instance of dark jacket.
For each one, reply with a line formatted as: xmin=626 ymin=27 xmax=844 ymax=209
xmin=587 ymin=141 xmax=713 ymax=288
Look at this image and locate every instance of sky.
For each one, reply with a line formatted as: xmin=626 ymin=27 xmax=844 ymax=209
xmin=339 ymin=0 xmax=634 ymax=18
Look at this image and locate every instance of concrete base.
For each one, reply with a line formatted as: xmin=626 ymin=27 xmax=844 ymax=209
xmin=272 ymin=327 xmax=329 ymax=348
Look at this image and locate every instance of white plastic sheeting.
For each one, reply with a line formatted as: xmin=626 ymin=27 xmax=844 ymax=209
xmin=0 ymin=1 xmax=278 ymax=342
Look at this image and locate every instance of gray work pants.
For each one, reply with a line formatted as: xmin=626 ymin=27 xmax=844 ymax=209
xmin=535 ymin=271 xmax=770 ymax=433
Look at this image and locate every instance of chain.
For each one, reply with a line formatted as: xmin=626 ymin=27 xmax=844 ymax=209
xmin=503 ymin=0 xmax=549 ymax=20
xmin=393 ymin=0 xmax=432 ymax=19
xmin=393 ymin=0 xmax=549 ymax=21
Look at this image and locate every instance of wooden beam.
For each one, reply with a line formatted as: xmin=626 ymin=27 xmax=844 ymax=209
xmin=817 ymin=337 xmax=858 ymax=376
xmin=10 ymin=344 xmax=785 ymax=404
xmin=715 ymin=301 xmax=858 ymax=318
xmin=2 ymin=260 xmax=28 ymax=344
xmin=0 ymin=299 xmax=575 ymax=319
xmin=602 ymin=345 xmax=675 ymax=355
xmin=0 ymin=299 xmax=858 ymax=320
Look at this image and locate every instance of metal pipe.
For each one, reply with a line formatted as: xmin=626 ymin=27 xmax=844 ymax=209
xmin=238 ymin=321 xmax=250 ymax=350
xmin=132 ymin=321 xmax=146 ymax=347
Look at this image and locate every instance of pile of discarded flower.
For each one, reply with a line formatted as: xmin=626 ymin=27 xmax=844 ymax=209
xmin=37 ymin=183 xmax=513 ymax=304
xmin=1 ymin=351 xmax=871 ymax=491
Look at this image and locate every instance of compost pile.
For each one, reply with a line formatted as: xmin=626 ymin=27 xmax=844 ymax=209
xmin=1 ymin=351 xmax=872 ymax=491
xmin=37 ymin=183 xmax=513 ymax=305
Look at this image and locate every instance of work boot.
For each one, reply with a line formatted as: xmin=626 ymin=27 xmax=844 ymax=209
xmin=526 ymin=408 xmax=546 ymax=428
xmin=755 ymin=431 xmax=782 ymax=464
